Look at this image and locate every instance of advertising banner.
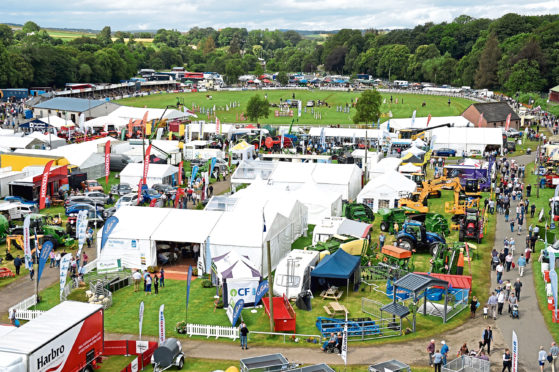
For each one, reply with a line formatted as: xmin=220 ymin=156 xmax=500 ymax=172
xmin=139 ymin=301 xmax=144 ymax=339
xmin=254 ymin=280 xmax=269 ymax=306
xmin=23 ymin=215 xmax=31 ymax=269
xmin=37 ymin=240 xmax=53 ymax=283
xmin=159 ymin=304 xmax=165 ymax=344
xmin=104 ymin=140 xmax=111 ymax=185
xmin=59 ymin=254 xmax=72 ymax=296
xmin=101 ymin=216 xmax=119 ymax=253
xmin=224 ymin=278 xmax=260 ymax=306
xmin=39 ymin=160 xmax=54 ymax=210
xmin=512 ymin=330 xmax=518 ymax=372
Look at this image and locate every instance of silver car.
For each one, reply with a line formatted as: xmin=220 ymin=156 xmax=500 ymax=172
xmin=84 ymin=191 xmax=110 ymax=205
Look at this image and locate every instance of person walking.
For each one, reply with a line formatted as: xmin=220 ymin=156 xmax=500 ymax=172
xmin=379 ymin=233 xmax=385 ymax=249
xmin=497 ymin=290 xmax=506 ymax=315
xmin=433 ymin=349 xmax=443 ymax=372
xmin=513 ymin=278 xmax=523 ymax=300
xmin=517 ymin=254 xmax=526 ymax=277
xmin=440 ymin=341 xmax=449 ymax=365
xmin=55 ymin=252 xmax=61 ymax=268
xmin=427 ymin=339 xmax=435 ymax=366
xmin=49 ymin=250 xmax=55 ymax=268
xmin=132 ymin=270 xmax=142 ymax=292
xmin=239 ymin=321 xmax=249 ymax=350
xmin=13 ymin=255 xmax=22 ymax=275
xmin=505 ymin=252 xmax=513 ymax=272
xmin=482 ymin=326 xmax=493 ymax=355
xmin=496 ymin=263 xmax=504 ymax=284
xmin=539 ymin=346 xmax=548 ymax=372
xmin=144 ymin=274 xmax=152 ymax=296
xmin=508 ymin=292 xmax=518 ymax=314
xmin=160 ymin=268 xmax=165 ymax=288
xmin=153 ymin=274 xmax=159 ymax=295
xmin=502 ymin=348 xmax=512 ymax=372
xmin=470 ymin=296 xmax=479 ymax=318
xmin=82 ymin=253 xmax=88 ymax=266
xmin=487 ymin=293 xmax=498 ymax=320
xmin=550 ymin=342 xmax=559 ymax=372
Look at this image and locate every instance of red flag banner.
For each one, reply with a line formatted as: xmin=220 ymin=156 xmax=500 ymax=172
xmin=178 ymin=161 xmax=183 ymax=186
xmin=141 ymin=111 xmax=149 ymax=138
xmin=505 ymin=113 xmax=511 ymax=131
xmin=477 ymin=113 xmax=484 ymax=128
xmin=216 ymin=117 xmax=220 ymax=134
xmin=39 ymin=160 xmax=54 ymax=210
xmin=426 ymin=114 xmax=432 ymax=127
xmin=104 ymin=140 xmax=111 ymax=185
xmin=143 ymin=144 xmax=152 ymax=185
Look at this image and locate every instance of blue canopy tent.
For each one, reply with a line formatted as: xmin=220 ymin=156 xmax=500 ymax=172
xmin=310 ymin=249 xmax=361 ymax=294
xmin=19 ymin=119 xmax=53 ymax=131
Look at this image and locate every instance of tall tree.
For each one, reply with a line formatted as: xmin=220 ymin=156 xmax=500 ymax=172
xmin=245 ymin=95 xmax=270 ymax=123
xmin=352 ymin=89 xmax=382 ymax=124
xmin=474 ymin=32 xmax=501 ymax=88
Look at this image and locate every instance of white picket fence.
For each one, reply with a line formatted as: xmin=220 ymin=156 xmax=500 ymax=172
xmin=186 ymin=323 xmax=239 ymax=340
xmin=8 ymin=295 xmax=45 ymax=321
xmin=83 ymin=258 xmax=98 ymax=274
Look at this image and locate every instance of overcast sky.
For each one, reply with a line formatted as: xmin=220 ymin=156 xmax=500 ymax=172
xmin=3 ymin=0 xmax=559 ymax=31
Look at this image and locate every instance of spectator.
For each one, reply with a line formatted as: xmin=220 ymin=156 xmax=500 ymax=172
xmin=514 ymin=278 xmax=523 ymax=300
xmin=441 ymin=341 xmax=449 ymax=365
xmin=13 ymin=255 xmax=22 ymax=275
xmin=427 ymin=339 xmax=435 ymax=366
xmin=550 ymin=342 xmax=559 ymax=372
xmin=433 ymin=349 xmax=443 ymax=372
xmin=539 ymin=346 xmax=548 ymax=372
xmin=503 ymin=348 xmax=512 ymax=372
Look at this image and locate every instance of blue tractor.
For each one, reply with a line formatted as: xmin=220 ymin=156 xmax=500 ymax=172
xmin=396 ymin=221 xmax=446 ymax=254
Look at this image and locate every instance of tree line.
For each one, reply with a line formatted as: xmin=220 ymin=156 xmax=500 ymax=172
xmin=1 ymin=14 xmax=558 ymax=95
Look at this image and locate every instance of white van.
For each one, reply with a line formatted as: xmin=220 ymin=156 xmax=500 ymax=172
xmin=273 ymin=250 xmax=319 ymax=299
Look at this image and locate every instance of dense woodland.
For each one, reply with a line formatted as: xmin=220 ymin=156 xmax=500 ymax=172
xmin=1 ymin=13 xmax=559 ymax=96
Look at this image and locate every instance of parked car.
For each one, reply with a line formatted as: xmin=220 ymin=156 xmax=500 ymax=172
xmin=65 ymin=196 xmax=96 ymax=208
xmin=103 ymin=206 xmax=117 ymax=219
xmin=65 ymin=203 xmax=105 ymax=221
xmin=434 ymin=148 xmax=457 ymax=157
xmin=505 ymin=129 xmax=522 ymax=138
xmin=84 ymin=191 xmax=110 ymax=205
xmin=109 ymin=154 xmax=132 ymax=172
xmin=110 ymin=183 xmax=133 ymax=196
xmin=152 ymin=184 xmax=176 ymax=194
xmin=3 ymin=196 xmax=37 ymax=206
xmin=82 ymin=179 xmax=104 ymax=192
xmin=142 ymin=188 xmax=161 ymax=203
xmin=115 ymin=193 xmax=139 ymax=208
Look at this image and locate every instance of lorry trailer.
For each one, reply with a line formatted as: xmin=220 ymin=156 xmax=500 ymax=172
xmin=0 ymin=301 xmax=103 ymax=372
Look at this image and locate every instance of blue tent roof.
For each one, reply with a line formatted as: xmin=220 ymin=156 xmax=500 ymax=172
xmin=311 ymin=249 xmax=360 ymax=279
xmin=33 ymin=97 xmax=107 ymax=112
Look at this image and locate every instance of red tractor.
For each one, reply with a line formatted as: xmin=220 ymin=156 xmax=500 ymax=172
xmin=458 ymin=208 xmax=484 ymax=243
xmin=545 ymin=173 xmax=559 ymax=188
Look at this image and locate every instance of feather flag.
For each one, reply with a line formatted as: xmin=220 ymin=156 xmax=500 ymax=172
xmin=411 ymin=110 xmax=416 ymax=127
xmin=505 ymin=113 xmax=512 ymax=131
xmin=39 ymin=160 xmax=54 ymax=210
xmin=426 ymin=114 xmax=432 ymax=127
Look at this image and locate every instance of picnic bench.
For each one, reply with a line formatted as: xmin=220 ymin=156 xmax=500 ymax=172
xmin=323 ymin=302 xmax=349 ymax=317
xmin=320 ymin=286 xmax=343 ymax=301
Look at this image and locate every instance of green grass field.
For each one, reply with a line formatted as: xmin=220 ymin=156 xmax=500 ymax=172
xmin=33 ymin=182 xmax=497 ymax=347
xmin=119 ymin=90 xmax=473 ymax=125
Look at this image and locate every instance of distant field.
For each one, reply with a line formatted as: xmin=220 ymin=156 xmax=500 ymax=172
xmin=119 ymin=90 xmax=473 ymax=125
xmin=45 ymin=29 xmax=96 ymax=40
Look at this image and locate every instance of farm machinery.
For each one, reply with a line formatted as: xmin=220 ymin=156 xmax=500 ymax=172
xmin=430 ymin=242 xmax=475 ymax=275
xmin=395 ymin=221 xmax=446 ymax=254
xmin=343 ymin=201 xmax=375 ymax=223
xmin=378 ymin=207 xmax=449 ymax=236
xmin=9 ymin=214 xmax=75 ymax=249
xmin=458 ymin=208 xmax=484 ymax=243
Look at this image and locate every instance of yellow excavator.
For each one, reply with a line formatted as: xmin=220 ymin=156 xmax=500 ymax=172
xmin=399 ymin=177 xmax=481 ymax=213
xmin=444 ymin=179 xmax=482 ymax=216
xmin=398 ymin=123 xmax=453 ymax=141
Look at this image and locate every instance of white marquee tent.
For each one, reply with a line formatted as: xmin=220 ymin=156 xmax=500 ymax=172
xmin=357 ymin=170 xmax=417 ymax=212
xmin=108 ymin=106 xmax=196 ymax=121
xmin=368 ymin=157 xmax=403 ymax=180
xmin=431 ymin=127 xmax=503 ymax=155
xmin=120 ymin=163 xmax=178 ymax=189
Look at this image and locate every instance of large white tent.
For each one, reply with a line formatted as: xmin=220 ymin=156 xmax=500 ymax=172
xmin=368 ymin=157 xmax=402 ymax=180
xmin=380 ymin=116 xmax=473 ymax=133
xmin=308 ymin=127 xmax=382 ymax=140
xmin=84 ymin=115 xmax=130 ymax=131
xmin=231 ymin=161 xmax=362 ymax=200
xmin=97 ymin=207 xmax=170 ymax=268
xmin=98 ymin=208 xmax=223 ymax=270
xmin=120 ymin=163 xmax=178 ymax=189
xmin=431 ymin=127 xmax=503 ymax=156
xmin=357 ymin=170 xmax=417 ymax=212
xmin=209 ymin=195 xmax=307 ymax=277
xmin=109 ymin=106 xmax=196 ymax=121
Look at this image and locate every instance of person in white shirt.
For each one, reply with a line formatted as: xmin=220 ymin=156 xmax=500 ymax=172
xmin=497 ymin=291 xmax=506 ymax=315
xmin=539 ymin=345 xmax=549 ymax=372
xmin=132 ymin=270 xmax=142 ymax=292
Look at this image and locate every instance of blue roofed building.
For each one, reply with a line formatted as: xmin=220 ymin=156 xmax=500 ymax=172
xmin=31 ymin=97 xmax=120 ymax=124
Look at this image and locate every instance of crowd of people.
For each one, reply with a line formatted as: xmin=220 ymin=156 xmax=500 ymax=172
xmin=132 ymin=268 xmax=165 ymax=295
